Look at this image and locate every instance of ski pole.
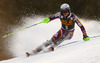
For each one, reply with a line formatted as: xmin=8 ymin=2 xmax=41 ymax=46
xmin=2 ymin=18 xmax=50 ymax=38
xmin=90 ymin=35 xmax=100 ymax=38
xmin=2 ymin=22 xmax=43 ymax=38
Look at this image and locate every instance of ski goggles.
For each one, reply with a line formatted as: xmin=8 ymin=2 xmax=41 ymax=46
xmin=61 ymin=10 xmax=69 ymax=13
xmin=60 ymin=8 xmax=70 ymax=11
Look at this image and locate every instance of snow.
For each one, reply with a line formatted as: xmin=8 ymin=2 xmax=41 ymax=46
xmin=0 ymin=16 xmax=100 ymax=63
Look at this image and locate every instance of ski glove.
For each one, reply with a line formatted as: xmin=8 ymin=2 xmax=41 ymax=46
xmin=83 ymin=35 xmax=90 ymax=41
xmin=41 ymin=18 xmax=50 ymax=23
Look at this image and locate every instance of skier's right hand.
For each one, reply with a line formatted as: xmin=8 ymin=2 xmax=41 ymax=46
xmin=41 ymin=18 xmax=50 ymax=23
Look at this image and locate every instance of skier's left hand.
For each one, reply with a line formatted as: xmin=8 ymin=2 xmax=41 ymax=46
xmin=83 ymin=35 xmax=90 ymax=41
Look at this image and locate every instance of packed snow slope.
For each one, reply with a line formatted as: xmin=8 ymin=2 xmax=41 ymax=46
xmin=0 ymin=16 xmax=100 ymax=63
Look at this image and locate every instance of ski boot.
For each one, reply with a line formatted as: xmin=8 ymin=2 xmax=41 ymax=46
xmin=49 ymin=47 xmax=54 ymax=51
xmin=26 ymin=52 xmax=30 ymax=57
xmin=26 ymin=50 xmax=37 ymax=57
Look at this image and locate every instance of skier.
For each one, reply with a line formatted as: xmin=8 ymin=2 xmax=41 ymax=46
xmin=26 ymin=3 xmax=90 ymax=57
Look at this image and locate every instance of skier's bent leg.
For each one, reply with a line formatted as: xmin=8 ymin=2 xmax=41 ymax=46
xmin=51 ymin=29 xmax=74 ymax=46
xmin=51 ymin=28 xmax=67 ymax=46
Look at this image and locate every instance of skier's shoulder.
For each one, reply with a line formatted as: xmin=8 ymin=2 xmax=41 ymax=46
xmin=70 ymin=13 xmax=77 ymax=17
xmin=49 ymin=12 xmax=61 ymax=20
xmin=69 ymin=13 xmax=78 ymax=19
xmin=53 ymin=12 xmax=61 ymax=16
